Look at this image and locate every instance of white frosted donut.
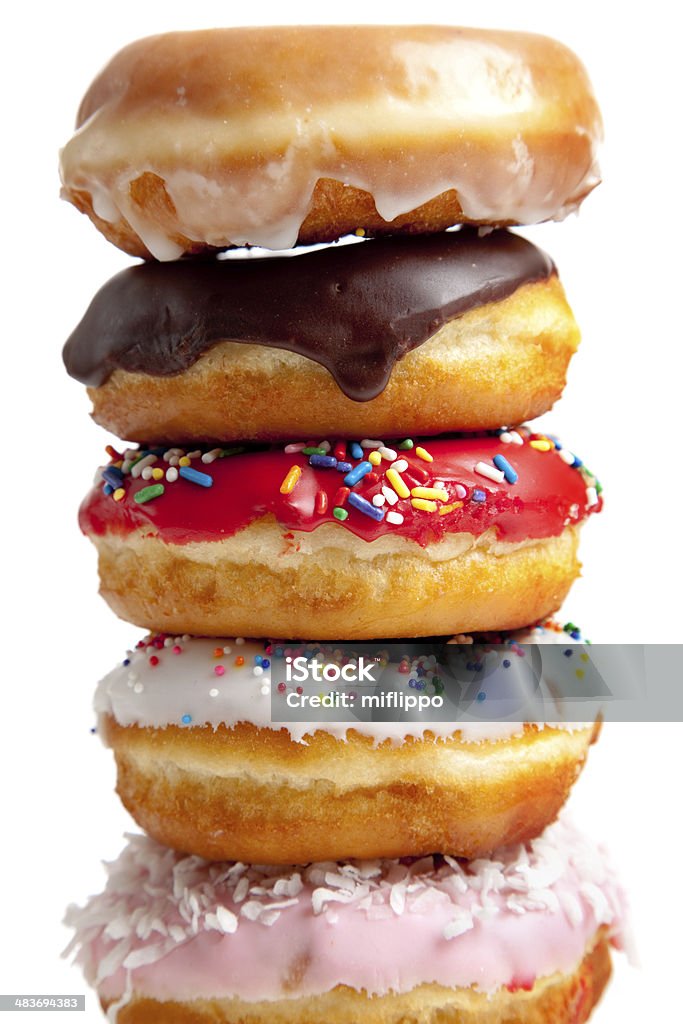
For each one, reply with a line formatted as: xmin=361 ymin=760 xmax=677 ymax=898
xmin=94 ymin=622 xmax=601 ymax=863
xmin=64 ymin=818 xmax=628 ymax=1024
xmin=59 ymin=26 xmax=602 ymax=258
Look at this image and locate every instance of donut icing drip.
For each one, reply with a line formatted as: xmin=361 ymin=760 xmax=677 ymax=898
xmin=79 ymin=429 xmax=601 ymax=547
xmin=63 ymin=231 xmax=554 ymax=400
xmin=64 ymin=818 xmax=627 ymax=1007
xmin=60 ymin=26 xmax=602 ymax=258
xmin=95 ymin=622 xmax=591 ymax=744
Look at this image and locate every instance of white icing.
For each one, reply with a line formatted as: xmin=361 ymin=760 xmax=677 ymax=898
xmin=95 ymin=625 xmax=592 ymax=744
xmin=60 ymin=28 xmax=602 ymax=258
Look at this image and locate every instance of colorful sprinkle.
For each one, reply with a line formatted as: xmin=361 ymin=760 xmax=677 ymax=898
xmin=280 ymin=465 xmax=302 ymax=495
xmin=131 ymin=454 xmax=157 ymax=478
xmin=411 ymin=486 xmax=448 ymax=501
xmin=102 ymin=466 xmax=125 ymax=489
xmin=179 ymin=466 xmax=213 ymax=487
xmin=415 ymin=446 xmax=433 ymax=462
xmin=411 ymin=498 xmax=437 ymax=513
xmin=344 ymin=461 xmax=373 ymax=487
xmin=309 ymin=454 xmax=337 ymax=468
xmin=315 ymin=490 xmax=328 ymax=515
xmin=333 ymin=507 xmax=349 ymax=521
xmin=475 ymin=461 xmax=505 ymax=484
xmin=334 ymin=486 xmax=350 ymax=507
xmin=439 ymin=501 xmax=463 ymax=515
xmin=398 ymin=439 xmax=414 ymax=450
xmin=406 ymin=462 xmax=430 ymax=483
xmin=368 ymin=450 xmax=382 ymax=466
xmin=302 ymin=446 xmax=325 ymax=456
xmin=348 ymin=492 xmax=386 ymax=521
xmin=471 ymin=489 xmax=486 ymax=502
xmin=350 ymin=442 xmax=364 ymax=460
xmin=493 ymin=454 xmax=518 ymax=484
xmin=386 ymin=510 xmax=404 ymax=525
xmin=381 ymin=485 xmax=399 ymax=506
xmin=134 ymin=484 xmax=165 ymax=504
xmin=499 ymin=430 xmax=524 ymax=446
xmin=201 ymin=448 xmax=224 ymax=464
xmin=385 ymin=468 xmax=410 ymax=498
xmin=113 ymin=488 xmax=125 ymax=502
xmin=530 ymin=439 xmax=552 ymax=452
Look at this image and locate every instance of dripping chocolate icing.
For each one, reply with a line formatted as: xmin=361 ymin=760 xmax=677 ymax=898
xmin=63 ymin=229 xmax=554 ymax=402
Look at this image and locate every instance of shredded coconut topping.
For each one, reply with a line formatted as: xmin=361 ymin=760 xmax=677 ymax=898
xmin=64 ymin=818 xmax=624 ymax=987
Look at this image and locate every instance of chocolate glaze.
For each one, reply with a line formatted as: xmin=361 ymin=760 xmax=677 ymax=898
xmin=64 ymin=230 xmax=554 ymax=402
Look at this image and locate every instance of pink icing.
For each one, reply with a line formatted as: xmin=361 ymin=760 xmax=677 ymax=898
xmin=65 ymin=819 xmax=627 ymax=1011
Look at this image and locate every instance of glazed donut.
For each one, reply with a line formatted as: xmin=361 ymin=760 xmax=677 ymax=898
xmin=79 ymin=428 xmax=601 ymax=639
xmin=59 ymin=26 xmax=602 ymax=258
xmin=64 ymin=819 xmax=627 ymax=1024
xmin=64 ymin=230 xmax=579 ymax=443
xmin=95 ymin=621 xmax=600 ymax=863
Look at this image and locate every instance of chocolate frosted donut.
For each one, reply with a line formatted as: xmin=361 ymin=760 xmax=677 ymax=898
xmin=59 ymin=26 xmax=602 ymax=258
xmin=63 ymin=230 xmax=579 ymax=442
xmin=78 ymin=428 xmax=601 ymax=639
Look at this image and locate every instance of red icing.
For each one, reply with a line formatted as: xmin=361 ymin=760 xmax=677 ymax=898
xmin=79 ymin=434 xmax=601 ymax=547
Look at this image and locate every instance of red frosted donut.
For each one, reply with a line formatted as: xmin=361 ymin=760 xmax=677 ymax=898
xmin=79 ymin=428 xmax=601 ymax=638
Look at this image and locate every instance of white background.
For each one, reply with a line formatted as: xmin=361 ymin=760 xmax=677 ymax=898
xmin=2 ymin=1 xmax=682 ymax=1021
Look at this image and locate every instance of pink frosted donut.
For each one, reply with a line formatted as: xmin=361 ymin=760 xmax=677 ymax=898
xmin=65 ymin=818 xmax=628 ymax=1023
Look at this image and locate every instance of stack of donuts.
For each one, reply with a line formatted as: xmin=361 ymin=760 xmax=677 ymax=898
xmin=61 ymin=26 xmax=627 ymax=1024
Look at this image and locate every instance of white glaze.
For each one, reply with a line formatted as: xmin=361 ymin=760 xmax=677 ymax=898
xmin=60 ymin=27 xmax=602 ymax=258
xmin=94 ymin=624 xmax=593 ymax=744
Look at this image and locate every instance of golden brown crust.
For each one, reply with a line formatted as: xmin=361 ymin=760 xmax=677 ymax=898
xmin=103 ymin=718 xmax=597 ymax=862
xmin=87 ymin=523 xmax=582 ymax=640
xmin=87 ymin=277 xmax=579 ymax=443
xmin=105 ymin=929 xmax=612 ymax=1024
xmin=60 ymin=26 xmax=602 ymax=257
